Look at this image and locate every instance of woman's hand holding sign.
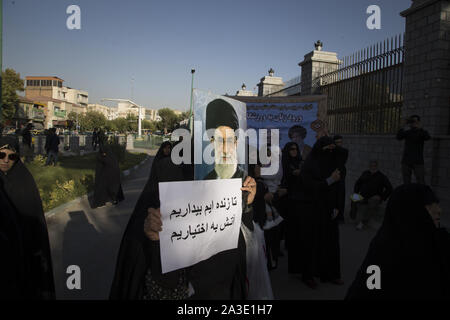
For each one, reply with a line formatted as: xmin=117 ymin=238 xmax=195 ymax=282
xmin=241 ymin=176 xmax=257 ymax=205
xmin=144 ymin=208 xmax=162 ymax=241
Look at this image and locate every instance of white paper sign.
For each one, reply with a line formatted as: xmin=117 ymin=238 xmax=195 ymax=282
xmin=159 ymin=178 xmax=243 ymax=274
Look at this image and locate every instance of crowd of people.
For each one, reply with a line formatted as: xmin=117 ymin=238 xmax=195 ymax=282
xmin=1 ymin=114 xmax=449 ymax=300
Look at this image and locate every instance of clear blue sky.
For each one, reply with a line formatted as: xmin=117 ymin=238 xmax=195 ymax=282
xmin=4 ymin=0 xmax=410 ymax=111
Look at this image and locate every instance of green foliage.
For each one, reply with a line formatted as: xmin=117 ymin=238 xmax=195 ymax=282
xmin=109 ymin=118 xmax=129 ymax=133
xmin=142 ymin=119 xmax=157 ymax=131
xmin=178 ymin=111 xmax=189 ymax=121
xmin=79 ymin=111 xmax=107 ymax=131
xmin=28 ymin=151 xmax=147 ymax=212
xmin=1 ymin=68 xmax=25 ymax=121
xmin=157 ymin=108 xmax=179 ymax=132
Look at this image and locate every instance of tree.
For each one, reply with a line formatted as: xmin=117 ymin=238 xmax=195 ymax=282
xmin=1 ymin=68 xmax=25 ymax=121
xmin=178 ymin=111 xmax=189 ymax=122
xmin=158 ymin=108 xmax=178 ymax=132
xmin=110 ymin=118 xmax=129 ymax=134
xmin=67 ymin=111 xmax=84 ymax=130
xmin=125 ymin=113 xmax=138 ymax=132
xmin=79 ymin=111 xmax=107 ymax=131
xmin=142 ymin=119 xmax=157 ymax=132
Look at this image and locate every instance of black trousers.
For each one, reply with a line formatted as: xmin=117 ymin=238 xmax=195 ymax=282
xmin=402 ymin=163 xmax=425 ymax=184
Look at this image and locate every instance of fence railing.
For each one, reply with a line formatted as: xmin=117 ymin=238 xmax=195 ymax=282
xmin=318 ymin=34 xmax=405 ymax=135
xmin=133 ymin=134 xmax=165 ymax=150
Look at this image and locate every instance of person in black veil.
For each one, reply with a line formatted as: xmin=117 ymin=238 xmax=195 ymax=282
xmin=250 ymin=161 xmax=281 ymax=271
xmin=346 ymin=184 xmax=450 ymax=299
xmin=301 ymin=136 xmax=343 ymax=286
xmin=282 ymin=141 xmax=318 ymax=288
xmin=110 ymin=138 xmax=257 ymax=300
xmin=0 ymin=177 xmax=26 ymax=299
xmin=0 ymin=136 xmax=55 ymax=299
xmin=154 ymin=141 xmax=172 ymax=164
xmin=91 ymin=143 xmax=124 ymax=208
xmin=333 ymin=135 xmax=348 ymax=223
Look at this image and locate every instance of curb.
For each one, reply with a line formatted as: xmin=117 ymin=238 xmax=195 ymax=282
xmin=45 ymin=154 xmax=152 ymax=218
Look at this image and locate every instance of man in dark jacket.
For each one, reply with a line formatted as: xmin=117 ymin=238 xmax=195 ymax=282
xmin=45 ymin=128 xmax=60 ymax=166
xmin=22 ymin=123 xmax=33 ymax=163
xmin=396 ymin=115 xmax=430 ymax=184
xmin=354 ymin=160 xmax=393 ymax=230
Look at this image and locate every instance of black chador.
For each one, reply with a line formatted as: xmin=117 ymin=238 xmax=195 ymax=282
xmin=346 ymin=184 xmax=450 ymax=299
xmin=0 ymin=136 xmax=55 ymax=299
xmin=92 ymin=144 xmax=124 ymax=208
xmin=301 ymin=136 xmax=342 ymax=283
xmin=0 ymin=178 xmax=26 ymax=299
xmin=110 ymin=154 xmax=251 ymax=300
xmin=282 ymin=142 xmax=317 ymax=280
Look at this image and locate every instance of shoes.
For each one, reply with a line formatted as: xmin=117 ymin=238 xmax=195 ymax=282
xmin=302 ymin=279 xmax=318 ymax=290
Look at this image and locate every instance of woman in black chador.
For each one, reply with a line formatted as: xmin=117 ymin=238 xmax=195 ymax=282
xmin=282 ymin=141 xmax=318 ymax=287
xmin=153 ymin=141 xmax=172 ymax=166
xmin=110 ymin=140 xmax=256 ymax=300
xmin=0 ymin=136 xmax=55 ymax=299
xmin=92 ymin=143 xmax=124 ymax=208
xmin=346 ymin=184 xmax=450 ymax=299
xmin=300 ymin=136 xmax=344 ymax=286
xmin=0 ymin=177 xmax=26 ymax=299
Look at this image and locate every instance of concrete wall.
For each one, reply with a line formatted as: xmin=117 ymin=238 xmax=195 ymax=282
xmin=401 ymin=0 xmax=450 ymax=136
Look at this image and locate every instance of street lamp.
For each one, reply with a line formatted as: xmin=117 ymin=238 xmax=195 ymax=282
xmin=188 ymin=69 xmax=195 ymax=132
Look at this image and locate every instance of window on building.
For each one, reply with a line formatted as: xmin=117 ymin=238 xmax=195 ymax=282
xmin=58 ymin=81 xmax=62 ymax=88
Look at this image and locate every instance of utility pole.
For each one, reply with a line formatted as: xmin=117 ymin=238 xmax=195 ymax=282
xmin=188 ymin=69 xmax=195 ymax=132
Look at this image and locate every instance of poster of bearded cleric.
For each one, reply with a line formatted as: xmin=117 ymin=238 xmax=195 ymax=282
xmin=193 ymin=90 xmax=247 ymax=180
xmin=234 ymin=96 xmax=326 ymax=162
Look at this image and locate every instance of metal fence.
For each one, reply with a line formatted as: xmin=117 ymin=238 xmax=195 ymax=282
xmin=318 ymin=34 xmax=405 ymax=135
xmin=133 ymin=134 xmax=165 ymax=150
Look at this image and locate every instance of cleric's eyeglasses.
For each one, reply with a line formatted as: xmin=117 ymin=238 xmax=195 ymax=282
xmin=0 ymin=152 xmax=19 ymax=161
xmin=212 ymin=136 xmax=237 ymax=145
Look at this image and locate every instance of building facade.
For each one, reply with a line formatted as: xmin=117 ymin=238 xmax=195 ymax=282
xmin=25 ymin=76 xmax=88 ymax=128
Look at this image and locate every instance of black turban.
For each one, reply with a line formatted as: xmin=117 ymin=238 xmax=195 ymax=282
xmin=205 ymin=99 xmax=239 ymax=137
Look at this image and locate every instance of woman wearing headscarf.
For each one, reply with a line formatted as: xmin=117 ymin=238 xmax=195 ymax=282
xmin=0 ymin=177 xmax=26 ymax=299
xmin=0 ymin=136 xmax=55 ymax=299
xmin=250 ymin=162 xmax=281 ymax=271
xmin=300 ymin=136 xmax=343 ymax=287
xmin=282 ymin=141 xmax=317 ymax=287
xmin=92 ymin=143 xmax=124 ymax=208
xmin=150 ymin=141 xmax=172 ymax=177
xmin=346 ymin=184 xmax=450 ymax=299
xmin=110 ymin=140 xmax=257 ymax=300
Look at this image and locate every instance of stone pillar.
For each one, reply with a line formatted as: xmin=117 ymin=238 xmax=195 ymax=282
xmin=257 ymin=68 xmax=285 ymax=96
xmin=126 ymin=134 xmax=134 ymax=150
xmin=236 ymin=83 xmax=257 ymax=97
xmin=69 ymin=136 xmax=80 ymax=155
xmin=299 ymin=41 xmax=341 ymax=95
xmin=85 ymin=135 xmax=93 ymax=151
xmin=35 ymin=136 xmax=43 ymax=155
xmin=401 ymin=0 xmax=450 ymax=136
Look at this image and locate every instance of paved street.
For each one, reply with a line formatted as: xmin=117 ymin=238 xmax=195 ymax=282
xmin=47 ymin=154 xmax=380 ymax=300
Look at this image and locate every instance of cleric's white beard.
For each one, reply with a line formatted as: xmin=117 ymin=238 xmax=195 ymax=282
xmin=214 ymin=163 xmax=237 ymax=179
